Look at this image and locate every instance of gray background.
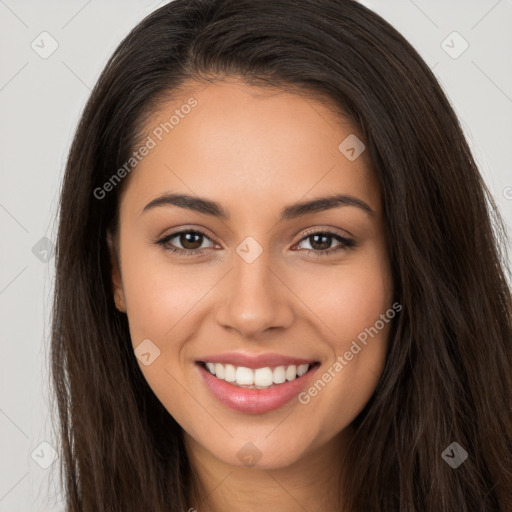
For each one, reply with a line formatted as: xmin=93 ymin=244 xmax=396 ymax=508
xmin=1 ymin=0 xmax=511 ymax=510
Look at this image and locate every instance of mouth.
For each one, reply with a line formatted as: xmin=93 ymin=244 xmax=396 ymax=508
xmin=195 ymin=360 xmax=321 ymax=414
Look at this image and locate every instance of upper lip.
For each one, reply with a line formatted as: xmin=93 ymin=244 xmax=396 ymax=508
xmin=196 ymin=352 xmax=318 ymax=369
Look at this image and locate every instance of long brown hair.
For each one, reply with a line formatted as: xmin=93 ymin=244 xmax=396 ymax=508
xmin=50 ymin=0 xmax=512 ymax=510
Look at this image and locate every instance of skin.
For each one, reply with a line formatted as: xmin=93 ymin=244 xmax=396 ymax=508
xmin=108 ymin=77 xmax=393 ymax=512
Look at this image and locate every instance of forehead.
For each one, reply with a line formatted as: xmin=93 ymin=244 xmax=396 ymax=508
xmin=120 ymin=78 xmax=380 ymax=219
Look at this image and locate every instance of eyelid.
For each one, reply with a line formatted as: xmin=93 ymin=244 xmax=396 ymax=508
xmin=299 ymin=225 xmax=355 ymax=240
xmin=156 ymin=225 xmax=217 ymax=243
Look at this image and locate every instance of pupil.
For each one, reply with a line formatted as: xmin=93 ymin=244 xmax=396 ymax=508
xmin=311 ymin=234 xmax=331 ymax=251
xmin=181 ymin=232 xmax=202 ymax=250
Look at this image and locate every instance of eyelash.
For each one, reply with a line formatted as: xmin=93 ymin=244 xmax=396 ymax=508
xmin=155 ymin=228 xmax=356 ymax=258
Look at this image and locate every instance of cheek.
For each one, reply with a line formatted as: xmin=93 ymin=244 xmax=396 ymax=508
xmin=291 ymin=251 xmax=392 ymax=422
xmin=119 ymin=247 xmax=206 ymax=427
xmin=119 ymin=234 xmax=209 ymax=347
xmin=301 ymin=254 xmax=392 ymax=344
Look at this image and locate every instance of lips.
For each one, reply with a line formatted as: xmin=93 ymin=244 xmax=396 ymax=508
xmin=195 ymin=352 xmax=321 ymax=414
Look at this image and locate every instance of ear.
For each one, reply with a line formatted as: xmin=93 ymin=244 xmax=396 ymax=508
xmin=107 ymin=230 xmax=127 ymax=313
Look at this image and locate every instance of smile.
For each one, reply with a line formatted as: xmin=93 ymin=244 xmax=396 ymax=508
xmin=195 ymin=359 xmax=320 ymax=414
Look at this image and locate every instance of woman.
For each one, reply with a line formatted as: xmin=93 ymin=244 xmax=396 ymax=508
xmin=50 ymin=0 xmax=512 ymax=510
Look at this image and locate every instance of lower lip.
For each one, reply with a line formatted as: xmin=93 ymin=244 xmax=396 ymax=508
xmin=196 ymin=362 xmax=320 ymax=414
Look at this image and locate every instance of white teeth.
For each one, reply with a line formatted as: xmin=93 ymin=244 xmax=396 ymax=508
xmin=236 ymin=366 xmax=254 ymax=385
xmin=215 ymin=363 xmax=225 ymax=379
xmin=285 ymin=365 xmax=297 ymax=381
xmin=297 ymin=364 xmax=309 ymax=377
xmin=224 ymin=364 xmax=236 ymax=382
xmin=203 ymin=362 xmax=313 ymax=388
xmin=273 ymin=366 xmax=286 ymax=384
xmin=254 ymin=367 xmax=273 ymax=387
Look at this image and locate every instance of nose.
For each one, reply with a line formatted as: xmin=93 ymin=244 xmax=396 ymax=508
xmin=215 ymin=251 xmax=294 ymax=339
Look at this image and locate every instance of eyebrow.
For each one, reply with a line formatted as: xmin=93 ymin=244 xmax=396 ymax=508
xmin=141 ymin=193 xmax=374 ymax=220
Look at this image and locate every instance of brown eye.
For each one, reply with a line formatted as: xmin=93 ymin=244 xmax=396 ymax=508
xmin=308 ymin=233 xmax=334 ymax=251
xmin=156 ymin=230 xmax=215 ymax=255
xmin=178 ymin=232 xmax=204 ymax=250
xmin=294 ymin=231 xmax=356 ymax=257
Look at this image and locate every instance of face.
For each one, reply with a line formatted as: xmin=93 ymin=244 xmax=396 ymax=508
xmin=108 ymin=78 xmax=393 ymax=470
